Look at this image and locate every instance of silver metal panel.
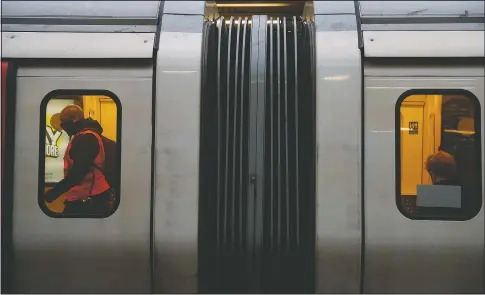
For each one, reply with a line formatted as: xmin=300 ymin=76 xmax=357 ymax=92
xmin=154 ymin=14 xmax=204 ymax=293
xmin=314 ymin=14 xmax=362 ymax=293
xmin=314 ymin=14 xmax=357 ymax=31
xmin=364 ymin=62 xmax=485 ymax=78
xmin=1 ymin=1 xmax=160 ymax=33
xmin=18 ymin=63 xmax=153 ymax=78
xmin=1 ymin=32 xmax=155 ymax=59
xmin=363 ymin=31 xmax=485 ymax=58
xmin=2 ymin=24 xmax=156 ymax=33
xmin=158 ymin=14 xmax=203 ymax=33
xmin=314 ymin=1 xmax=355 ymax=15
xmin=12 ymin=63 xmax=153 ymax=293
xmin=162 ymin=1 xmax=205 ymax=15
xmin=363 ymin=73 xmax=484 ymax=293
xmin=2 ymin=1 xmax=160 ymax=18
xmin=357 ymin=1 xmax=484 ymax=31
xmin=361 ymin=23 xmax=484 ymax=31
xmin=359 ymin=1 xmax=485 ymax=17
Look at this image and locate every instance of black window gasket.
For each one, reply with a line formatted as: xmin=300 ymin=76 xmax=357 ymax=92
xmin=38 ymin=89 xmax=122 ymax=218
xmin=395 ymin=89 xmax=482 ymax=221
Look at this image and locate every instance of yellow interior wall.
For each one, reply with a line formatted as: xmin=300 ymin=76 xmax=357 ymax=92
xmin=83 ymin=95 xmax=117 ymax=141
xmin=99 ymin=98 xmax=117 ymax=141
xmin=400 ymin=94 xmax=442 ymax=195
xmin=83 ymin=95 xmax=101 ymax=121
xmin=44 ymin=187 xmax=65 ymax=213
xmin=430 ymin=95 xmax=442 ymax=153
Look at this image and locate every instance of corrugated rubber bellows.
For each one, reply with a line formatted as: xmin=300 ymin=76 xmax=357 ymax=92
xmin=199 ymin=15 xmax=316 ymax=294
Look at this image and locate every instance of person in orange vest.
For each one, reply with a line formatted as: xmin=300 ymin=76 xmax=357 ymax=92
xmin=44 ymin=105 xmax=111 ymax=215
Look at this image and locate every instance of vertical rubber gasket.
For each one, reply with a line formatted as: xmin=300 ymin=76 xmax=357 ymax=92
xmin=1 ymin=60 xmax=18 ymax=294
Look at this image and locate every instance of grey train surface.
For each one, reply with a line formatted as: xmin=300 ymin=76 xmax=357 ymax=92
xmin=1 ymin=1 xmax=484 ymax=294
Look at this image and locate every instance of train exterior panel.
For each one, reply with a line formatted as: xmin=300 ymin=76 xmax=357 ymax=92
xmin=1 ymin=1 xmax=484 ymax=293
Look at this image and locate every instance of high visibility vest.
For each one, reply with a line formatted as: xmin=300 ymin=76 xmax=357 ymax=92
xmin=63 ymin=130 xmax=110 ymax=201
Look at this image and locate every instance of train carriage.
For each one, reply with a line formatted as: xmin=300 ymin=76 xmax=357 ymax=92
xmin=1 ymin=1 xmax=484 ymax=293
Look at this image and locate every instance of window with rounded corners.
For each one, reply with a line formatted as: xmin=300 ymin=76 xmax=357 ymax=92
xmin=396 ymin=89 xmax=482 ymax=221
xmin=39 ymin=90 xmax=122 ymax=218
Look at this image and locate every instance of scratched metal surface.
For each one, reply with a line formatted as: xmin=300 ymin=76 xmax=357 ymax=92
xmin=358 ymin=1 xmax=484 ymax=31
xmin=1 ymin=0 xmax=161 ymax=33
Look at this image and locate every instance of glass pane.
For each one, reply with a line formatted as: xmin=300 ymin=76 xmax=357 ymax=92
xmin=398 ymin=92 xmax=481 ymax=220
xmin=41 ymin=94 xmax=120 ymax=217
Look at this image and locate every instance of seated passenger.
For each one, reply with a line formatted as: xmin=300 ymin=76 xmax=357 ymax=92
xmin=44 ymin=105 xmax=113 ymax=215
xmin=425 ymin=151 xmax=460 ymax=186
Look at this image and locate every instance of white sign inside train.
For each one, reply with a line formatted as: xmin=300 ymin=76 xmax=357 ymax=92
xmin=45 ymin=126 xmax=62 ymax=158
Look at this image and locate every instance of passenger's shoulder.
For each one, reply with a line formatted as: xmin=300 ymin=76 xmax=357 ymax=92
xmin=72 ymin=132 xmax=100 ymax=146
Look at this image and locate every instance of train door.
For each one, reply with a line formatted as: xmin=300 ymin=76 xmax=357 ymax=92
xmin=364 ymin=61 xmax=484 ymax=293
xmin=10 ymin=60 xmax=153 ymax=293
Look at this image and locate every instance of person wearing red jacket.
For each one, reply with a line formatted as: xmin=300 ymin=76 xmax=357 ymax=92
xmin=44 ymin=105 xmax=111 ymax=214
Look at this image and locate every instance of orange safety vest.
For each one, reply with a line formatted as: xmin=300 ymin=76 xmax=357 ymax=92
xmin=63 ymin=130 xmax=110 ymax=202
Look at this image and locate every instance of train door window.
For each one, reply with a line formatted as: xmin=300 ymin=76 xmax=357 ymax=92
xmin=396 ymin=90 xmax=482 ymax=220
xmin=39 ymin=91 xmax=121 ymax=218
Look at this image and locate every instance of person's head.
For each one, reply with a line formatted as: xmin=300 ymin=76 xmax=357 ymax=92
xmin=425 ymin=151 xmax=457 ymax=184
xmin=59 ymin=105 xmax=84 ymax=136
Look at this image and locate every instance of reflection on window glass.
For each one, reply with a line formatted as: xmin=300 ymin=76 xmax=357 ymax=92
xmin=398 ymin=91 xmax=481 ymax=220
xmin=41 ymin=94 xmax=120 ymax=217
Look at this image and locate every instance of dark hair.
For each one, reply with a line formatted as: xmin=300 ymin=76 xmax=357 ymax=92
xmin=426 ymin=151 xmax=457 ymax=180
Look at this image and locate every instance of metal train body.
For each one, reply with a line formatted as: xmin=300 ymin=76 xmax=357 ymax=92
xmin=1 ymin=1 xmax=484 ymax=293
